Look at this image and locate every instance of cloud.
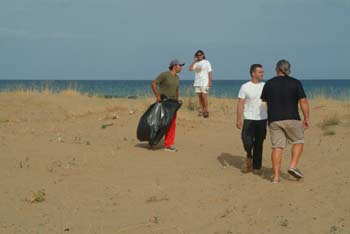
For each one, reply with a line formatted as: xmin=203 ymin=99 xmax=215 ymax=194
xmin=39 ymin=0 xmax=73 ymax=4
xmin=47 ymin=32 xmax=73 ymax=39
xmin=0 ymin=27 xmax=73 ymax=39
xmin=0 ymin=27 xmax=31 ymax=38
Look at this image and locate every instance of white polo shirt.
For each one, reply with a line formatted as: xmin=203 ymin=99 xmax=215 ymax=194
xmin=238 ymin=81 xmax=267 ymax=120
xmin=193 ymin=60 xmax=212 ymax=86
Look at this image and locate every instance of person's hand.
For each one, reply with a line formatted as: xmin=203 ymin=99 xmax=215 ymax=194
xmin=236 ymin=121 xmax=242 ymax=130
xmin=192 ymin=57 xmax=198 ymax=63
xmin=303 ymin=118 xmax=310 ymax=129
xmin=208 ymin=81 xmax=212 ymax=87
xmin=156 ymin=96 xmax=161 ymax=103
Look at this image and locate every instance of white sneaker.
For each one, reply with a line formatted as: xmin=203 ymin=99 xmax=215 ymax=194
xmin=164 ymin=146 xmax=177 ymax=152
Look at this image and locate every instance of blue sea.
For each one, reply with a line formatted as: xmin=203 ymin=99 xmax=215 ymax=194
xmin=0 ymin=79 xmax=349 ymax=100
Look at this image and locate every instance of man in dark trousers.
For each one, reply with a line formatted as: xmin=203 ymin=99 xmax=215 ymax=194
xmin=236 ymin=64 xmax=267 ymax=174
xmin=261 ymin=59 xmax=310 ymax=183
xmin=151 ymin=59 xmax=184 ymax=152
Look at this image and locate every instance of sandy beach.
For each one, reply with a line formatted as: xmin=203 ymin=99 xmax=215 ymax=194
xmin=0 ymin=91 xmax=349 ymax=234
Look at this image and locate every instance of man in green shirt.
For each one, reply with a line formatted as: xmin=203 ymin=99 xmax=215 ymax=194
xmin=151 ymin=59 xmax=184 ymax=152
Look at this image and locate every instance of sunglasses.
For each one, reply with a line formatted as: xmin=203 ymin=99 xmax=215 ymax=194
xmin=196 ymin=54 xmax=203 ymax=56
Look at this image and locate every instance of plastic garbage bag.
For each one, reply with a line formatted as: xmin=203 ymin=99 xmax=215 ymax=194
xmin=137 ymin=98 xmax=182 ymax=146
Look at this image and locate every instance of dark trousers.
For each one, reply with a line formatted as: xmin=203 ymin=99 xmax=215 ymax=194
xmin=241 ymin=119 xmax=267 ymax=169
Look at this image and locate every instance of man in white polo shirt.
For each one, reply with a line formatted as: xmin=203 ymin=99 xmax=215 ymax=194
xmin=236 ymin=64 xmax=268 ymax=173
xmin=189 ymin=50 xmax=213 ymax=118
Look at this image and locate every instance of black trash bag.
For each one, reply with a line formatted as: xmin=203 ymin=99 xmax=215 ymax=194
xmin=137 ymin=98 xmax=182 ymax=146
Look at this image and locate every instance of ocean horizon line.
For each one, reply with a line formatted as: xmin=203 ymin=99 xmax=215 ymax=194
xmin=0 ymin=78 xmax=349 ymax=81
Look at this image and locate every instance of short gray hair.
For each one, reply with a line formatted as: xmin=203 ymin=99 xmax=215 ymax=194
xmin=276 ymin=59 xmax=291 ymax=76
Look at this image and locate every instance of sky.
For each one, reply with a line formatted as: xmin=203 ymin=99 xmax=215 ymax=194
xmin=0 ymin=0 xmax=349 ymax=80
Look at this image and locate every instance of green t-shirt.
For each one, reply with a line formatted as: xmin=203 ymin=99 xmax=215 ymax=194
xmin=154 ymin=71 xmax=179 ymax=99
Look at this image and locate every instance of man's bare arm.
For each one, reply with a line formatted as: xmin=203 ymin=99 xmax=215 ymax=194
xmin=208 ymin=71 xmax=213 ymax=87
xmin=236 ymin=98 xmax=245 ymax=129
xmin=299 ymin=98 xmax=310 ymax=129
xmin=151 ymin=80 xmax=161 ymax=102
xmin=189 ymin=58 xmax=197 ymax=71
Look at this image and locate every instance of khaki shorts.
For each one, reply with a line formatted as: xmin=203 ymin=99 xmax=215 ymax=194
xmin=269 ymin=120 xmax=304 ymax=148
xmin=195 ymin=86 xmax=210 ymax=94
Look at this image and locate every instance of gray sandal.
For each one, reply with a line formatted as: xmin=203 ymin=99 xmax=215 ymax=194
xmin=288 ymin=168 xmax=304 ymax=179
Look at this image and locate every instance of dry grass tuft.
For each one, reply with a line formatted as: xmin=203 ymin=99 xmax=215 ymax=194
xmin=185 ymin=97 xmax=199 ymax=111
xmin=58 ymin=89 xmax=82 ymax=96
xmin=319 ymin=116 xmax=340 ymax=129
xmin=105 ymin=105 xmax=127 ymax=112
xmin=146 ymin=194 xmax=169 ymax=203
xmin=319 ymin=115 xmax=340 ymax=136
xmin=323 ymin=130 xmax=336 ymax=136
xmin=26 ymin=189 xmax=46 ymax=203
xmin=64 ymin=110 xmax=97 ymax=119
xmin=0 ymin=119 xmax=10 ymax=124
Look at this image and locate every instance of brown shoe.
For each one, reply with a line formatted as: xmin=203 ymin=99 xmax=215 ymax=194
xmin=241 ymin=158 xmax=252 ymax=173
xmin=246 ymin=157 xmax=252 ymax=170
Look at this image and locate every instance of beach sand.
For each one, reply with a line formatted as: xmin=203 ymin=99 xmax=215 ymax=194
xmin=0 ymin=92 xmax=349 ymax=234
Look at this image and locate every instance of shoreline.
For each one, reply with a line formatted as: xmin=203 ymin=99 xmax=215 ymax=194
xmin=1 ymin=89 xmax=350 ymax=101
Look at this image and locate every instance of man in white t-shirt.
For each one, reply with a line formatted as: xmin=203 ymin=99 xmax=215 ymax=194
xmin=189 ymin=50 xmax=213 ymax=118
xmin=236 ymin=64 xmax=267 ymax=173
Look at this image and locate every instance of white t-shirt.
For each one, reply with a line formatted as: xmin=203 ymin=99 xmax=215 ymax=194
xmin=238 ymin=81 xmax=267 ymax=120
xmin=193 ymin=60 xmax=212 ymax=86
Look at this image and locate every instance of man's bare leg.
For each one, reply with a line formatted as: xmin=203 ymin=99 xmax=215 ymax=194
xmin=197 ymin=93 xmax=204 ymax=114
xmin=202 ymin=93 xmax=208 ymax=113
xmin=289 ymin=143 xmax=303 ymax=169
xmin=271 ymin=148 xmax=283 ymax=181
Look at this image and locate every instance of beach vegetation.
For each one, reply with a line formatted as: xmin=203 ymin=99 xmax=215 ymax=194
xmin=180 ymin=87 xmax=201 ymax=111
xmin=323 ymin=130 xmax=336 ymax=136
xmin=220 ymin=103 xmax=230 ymax=114
xmin=319 ymin=116 xmax=340 ymax=129
xmin=101 ymin=123 xmax=114 ymax=129
xmin=0 ymin=119 xmax=10 ymax=124
xmin=58 ymin=89 xmax=82 ymax=96
xmin=306 ymin=87 xmax=350 ymax=101
xmin=26 ymin=189 xmax=46 ymax=203
xmin=146 ymin=194 xmax=169 ymax=203
xmin=181 ymin=85 xmax=195 ymax=98
xmin=0 ymin=88 xmax=87 ymax=97
xmin=185 ymin=97 xmax=200 ymax=111
xmin=319 ymin=115 xmax=340 ymax=136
